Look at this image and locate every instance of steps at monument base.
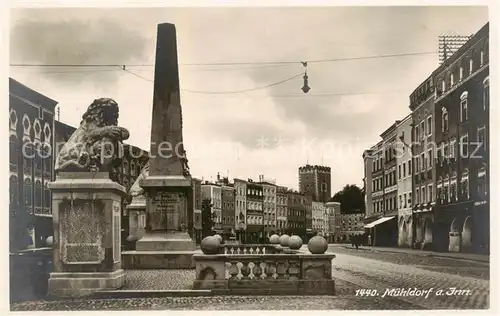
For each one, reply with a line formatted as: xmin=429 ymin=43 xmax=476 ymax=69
xmin=92 ymin=289 xmax=213 ymax=299
xmin=122 ymin=251 xmax=200 ymax=269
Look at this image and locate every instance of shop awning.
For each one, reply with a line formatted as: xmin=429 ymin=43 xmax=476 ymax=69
xmin=363 ymin=216 xmax=395 ymax=229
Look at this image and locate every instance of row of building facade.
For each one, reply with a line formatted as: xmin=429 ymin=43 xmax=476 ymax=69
xmin=193 ymin=171 xmax=341 ymax=244
xmin=362 ymin=23 xmax=489 ymax=253
xmin=9 ymin=78 xmax=360 ymax=248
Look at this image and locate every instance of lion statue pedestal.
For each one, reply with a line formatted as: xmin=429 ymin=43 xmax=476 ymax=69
xmin=48 ymin=98 xmax=129 ymax=298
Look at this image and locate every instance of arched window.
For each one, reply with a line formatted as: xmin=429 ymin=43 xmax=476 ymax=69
xmin=23 ymin=142 xmax=33 ymax=175
xmin=460 ymin=91 xmax=468 ymax=122
xmin=450 ymin=172 xmax=457 ymax=201
xmin=10 ymin=135 xmax=18 ymax=170
xmin=24 ymin=178 xmax=32 ymax=209
xmin=437 ymin=177 xmax=443 ymax=203
xmin=477 ymin=166 xmax=487 ymax=198
xmin=441 ymin=107 xmax=449 ymax=133
xmin=35 ymin=179 xmax=42 ymax=209
xmin=443 ymin=174 xmax=450 ymax=202
xmin=460 ymin=169 xmax=469 ymax=200
xmin=9 ymin=175 xmax=18 ymax=208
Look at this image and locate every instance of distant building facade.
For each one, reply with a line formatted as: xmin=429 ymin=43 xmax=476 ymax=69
xmin=201 ymin=182 xmax=223 ymax=233
xmin=312 ymin=201 xmax=327 ymax=236
xmin=246 ymin=180 xmax=263 ymax=243
xmin=396 ymin=114 xmax=414 ymax=247
xmin=234 ymin=178 xmax=247 ymax=241
xmin=276 ymin=185 xmax=288 ymax=234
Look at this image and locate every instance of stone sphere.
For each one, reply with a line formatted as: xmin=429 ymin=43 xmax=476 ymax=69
xmin=288 ymin=235 xmax=303 ymax=250
xmin=279 ymin=234 xmax=290 ymax=247
xmin=307 ymin=235 xmax=328 ymax=254
xmin=201 ymin=236 xmax=221 ymax=254
xmin=213 ymin=234 xmax=223 ymax=243
xmin=269 ymin=234 xmax=280 ymax=244
xmin=45 ymin=236 xmax=53 ymax=247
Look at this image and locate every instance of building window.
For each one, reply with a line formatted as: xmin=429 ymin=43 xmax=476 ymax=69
xmin=421 ymin=153 xmax=425 ymax=171
xmin=437 ymin=177 xmax=443 ymax=203
xmin=449 ymin=139 xmax=456 ymax=159
xmin=416 ymin=188 xmax=419 ymax=204
xmin=450 ymin=173 xmax=457 ymax=201
xmin=484 ymin=77 xmax=489 ymax=110
xmin=403 ymin=163 xmax=406 ymax=177
xmin=477 ymin=167 xmax=487 ymax=198
xmin=426 ymin=116 xmax=432 ymax=136
xmin=421 ymin=186 xmax=426 ymax=204
xmin=460 ymin=169 xmax=469 ymax=200
xmin=469 ymin=58 xmax=474 ymax=74
xmin=443 ymin=142 xmax=450 ymax=159
xmin=443 ymin=176 xmax=450 ymax=202
xmin=403 ymin=193 xmax=407 ymax=208
xmin=408 ymin=193 xmax=412 ymax=205
xmin=414 ymin=125 xmax=419 ymax=142
xmin=480 ymin=50 xmax=484 ymax=66
xmin=450 ymin=73 xmax=454 ymax=86
xmin=420 ymin=121 xmax=425 ymax=139
xmin=428 ymin=149 xmax=433 ymax=169
xmin=460 ymin=134 xmax=469 ymax=158
xmin=460 ymin=92 xmax=468 ymax=122
xmin=408 ymin=160 xmax=411 ymax=174
xmin=459 ymin=66 xmax=464 ymax=81
xmin=428 ymin=184 xmax=433 ymax=202
xmin=399 ymin=195 xmax=402 ymax=209
xmin=441 ymin=79 xmax=446 ymax=92
xmin=442 ymin=108 xmax=449 ymax=132
xmin=478 ymin=126 xmax=486 ymax=152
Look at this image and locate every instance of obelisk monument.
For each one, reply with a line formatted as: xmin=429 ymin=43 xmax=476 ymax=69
xmin=135 ymin=23 xmax=195 ymax=252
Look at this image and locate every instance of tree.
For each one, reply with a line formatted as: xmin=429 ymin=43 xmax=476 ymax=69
xmin=201 ymin=198 xmax=215 ymax=238
xmin=330 ymin=184 xmax=365 ymax=214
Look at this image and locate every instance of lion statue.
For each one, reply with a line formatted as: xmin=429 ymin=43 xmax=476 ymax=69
xmin=54 ymin=98 xmax=130 ymax=178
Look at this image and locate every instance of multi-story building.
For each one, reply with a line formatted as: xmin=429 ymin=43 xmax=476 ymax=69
xmin=326 ymin=201 xmax=341 ymax=243
xmin=246 ymin=179 xmax=263 ymax=243
xmin=340 ymin=213 xmax=365 ymax=242
xmin=221 ymin=182 xmax=235 ymax=239
xmin=276 ymin=185 xmax=288 ymax=234
xmin=396 ymin=114 xmax=413 ymax=247
xmin=433 ymin=23 xmax=489 ymax=253
xmin=8 ymin=78 xmax=149 ymax=250
xmin=259 ymin=177 xmax=277 ymax=238
xmin=192 ymin=178 xmax=203 ymax=244
xmin=312 ymin=201 xmax=327 ymax=235
xmin=363 ymin=141 xmax=385 ymax=222
xmin=286 ymin=190 xmax=309 ymax=239
xmin=363 ymin=141 xmax=392 ymax=246
xmin=201 ymin=182 xmax=223 ymax=234
xmin=380 ymin=122 xmax=399 ymax=246
xmin=409 ymin=74 xmax=437 ymax=250
xmin=298 ymin=165 xmax=332 ymax=202
xmin=9 ymin=78 xmax=57 ymax=251
xmin=234 ymin=178 xmax=247 ymax=241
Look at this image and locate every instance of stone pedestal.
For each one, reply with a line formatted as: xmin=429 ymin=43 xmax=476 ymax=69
xmin=137 ymin=175 xmax=195 ymax=252
xmin=48 ymin=172 xmax=126 ymax=298
xmin=126 ymin=197 xmax=146 ymax=242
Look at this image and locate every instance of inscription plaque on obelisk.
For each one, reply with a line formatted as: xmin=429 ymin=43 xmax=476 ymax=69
xmin=136 ymin=23 xmax=194 ymax=252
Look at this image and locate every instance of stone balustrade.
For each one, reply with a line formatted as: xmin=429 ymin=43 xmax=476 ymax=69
xmin=218 ymin=244 xmax=285 ymax=255
xmin=192 ymin=252 xmax=336 ymax=295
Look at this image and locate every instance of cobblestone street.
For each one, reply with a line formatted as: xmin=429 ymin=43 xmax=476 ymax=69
xmin=10 ymin=245 xmax=489 ymax=311
xmin=329 ymin=245 xmax=489 ymax=309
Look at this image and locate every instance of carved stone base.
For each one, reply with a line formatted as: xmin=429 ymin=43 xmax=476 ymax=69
xmin=122 ymin=250 xmax=196 ymax=269
xmin=126 ymin=200 xmax=146 ymax=242
xmin=48 ymin=269 xmax=125 ymax=298
xmin=136 ymin=232 xmax=195 ymax=251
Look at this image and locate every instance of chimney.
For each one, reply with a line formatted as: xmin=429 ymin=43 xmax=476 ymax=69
xmin=217 ymin=172 xmax=220 ymax=181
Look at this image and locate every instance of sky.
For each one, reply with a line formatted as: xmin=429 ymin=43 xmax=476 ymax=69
xmin=9 ymin=6 xmax=488 ymax=194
